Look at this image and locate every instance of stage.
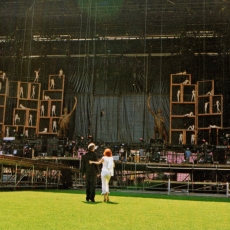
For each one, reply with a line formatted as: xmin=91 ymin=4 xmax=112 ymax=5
xmin=0 ymin=149 xmax=230 ymax=195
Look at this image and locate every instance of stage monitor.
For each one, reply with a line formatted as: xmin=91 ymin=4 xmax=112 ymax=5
xmin=3 ymin=137 xmax=15 ymax=141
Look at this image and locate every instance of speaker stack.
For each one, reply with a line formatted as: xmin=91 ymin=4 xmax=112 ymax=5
xmin=47 ymin=138 xmax=58 ymax=156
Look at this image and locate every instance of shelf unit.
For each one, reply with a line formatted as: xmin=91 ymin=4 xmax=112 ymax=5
xmin=38 ymin=74 xmax=65 ymax=135
xmin=8 ymin=81 xmax=41 ymax=137
xmin=0 ymin=75 xmax=8 ymax=136
xmin=170 ymin=74 xmax=197 ymax=145
xmin=197 ymin=80 xmax=223 ymax=145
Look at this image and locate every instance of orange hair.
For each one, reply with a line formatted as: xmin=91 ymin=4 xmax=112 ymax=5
xmin=103 ymin=148 xmax=112 ymax=157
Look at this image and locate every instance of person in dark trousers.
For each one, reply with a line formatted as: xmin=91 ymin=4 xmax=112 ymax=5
xmin=81 ymin=143 xmax=99 ymax=202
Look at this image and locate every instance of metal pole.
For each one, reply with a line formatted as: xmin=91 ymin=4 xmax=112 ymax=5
xmin=135 ymin=162 xmax=137 ymax=186
xmin=0 ymin=164 xmax=3 ymax=182
xmin=15 ymin=163 xmax=17 ymax=188
xmin=46 ymin=167 xmax=48 ymax=189
xmin=32 ymin=165 xmax=34 ymax=186
xmin=226 ymin=182 xmax=229 ymax=197
xmin=187 ymin=180 xmax=189 ymax=194
xmin=57 ymin=170 xmax=61 ymax=189
xmin=168 ymin=179 xmax=170 ymax=195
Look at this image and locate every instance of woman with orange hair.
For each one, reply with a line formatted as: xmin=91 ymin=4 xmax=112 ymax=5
xmin=89 ymin=148 xmax=115 ymax=202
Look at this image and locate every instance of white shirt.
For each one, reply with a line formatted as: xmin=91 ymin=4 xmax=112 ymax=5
xmin=101 ymin=156 xmax=114 ymax=176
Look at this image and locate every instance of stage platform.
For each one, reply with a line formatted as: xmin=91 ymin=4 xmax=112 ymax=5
xmin=35 ymin=155 xmax=230 ymax=183
xmin=1 ymin=154 xmax=230 ymax=195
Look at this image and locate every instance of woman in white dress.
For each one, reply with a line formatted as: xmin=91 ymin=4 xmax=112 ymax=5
xmin=89 ymin=148 xmax=115 ymax=202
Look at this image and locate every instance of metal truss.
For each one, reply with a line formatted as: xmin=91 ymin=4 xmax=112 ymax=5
xmin=0 ymin=155 xmax=76 ymax=190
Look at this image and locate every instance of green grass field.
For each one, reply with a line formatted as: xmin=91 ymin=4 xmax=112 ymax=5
xmin=0 ymin=189 xmax=229 ymax=230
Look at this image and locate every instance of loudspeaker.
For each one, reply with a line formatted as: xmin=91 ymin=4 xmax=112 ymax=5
xmin=47 ymin=138 xmax=58 ymax=156
xmin=213 ymin=149 xmax=226 ymax=164
xmin=209 ymin=128 xmax=217 ymax=145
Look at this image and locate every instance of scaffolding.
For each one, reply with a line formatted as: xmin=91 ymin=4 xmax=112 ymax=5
xmin=0 ymin=155 xmax=78 ymax=189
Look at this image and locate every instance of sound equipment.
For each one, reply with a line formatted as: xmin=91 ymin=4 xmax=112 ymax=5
xmin=216 ymin=145 xmax=228 ymax=149
xmin=210 ymin=128 xmax=217 ymax=145
xmin=3 ymin=137 xmax=15 ymax=141
xmin=47 ymin=138 xmax=58 ymax=156
xmin=213 ymin=148 xmax=226 ymax=164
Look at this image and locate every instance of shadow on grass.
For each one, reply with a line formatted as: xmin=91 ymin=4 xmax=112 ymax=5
xmin=105 ymin=201 xmax=118 ymax=204
xmin=82 ymin=200 xmax=118 ymax=205
xmin=82 ymin=201 xmax=103 ymax=204
xmin=9 ymin=189 xmax=230 ymax=203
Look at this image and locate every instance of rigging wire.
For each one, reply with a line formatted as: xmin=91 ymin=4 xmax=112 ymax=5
xmin=143 ymin=0 xmax=148 ymax=140
xmin=77 ymin=0 xmax=84 ymax=79
xmin=159 ymin=0 xmax=163 ymax=107
xmin=21 ymin=5 xmax=28 ymax=80
xmin=202 ymin=0 xmax=206 ymax=81
xmin=26 ymin=0 xmax=36 ymax=82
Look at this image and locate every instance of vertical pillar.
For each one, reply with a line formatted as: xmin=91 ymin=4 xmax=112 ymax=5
xmin=0 ymin=164 xmax=3 ymax=182
xmin=15 ymin=163 xmax=17 ymax=188
xmin=226 ymin=182 xmax=229 ymax=197
xmin=46 ymin=167 xmax=48 ymax=189
xmin=168 ymin=179 xmax=170 ymax=195
xmin=187 ymin=180 xmax=190 ymax=194
xmin=32 ymin=165 xmax=34 ymax=186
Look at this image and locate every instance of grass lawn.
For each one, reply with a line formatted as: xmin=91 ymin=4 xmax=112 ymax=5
xmin=0 ymin=189 xmax=229 ymax=230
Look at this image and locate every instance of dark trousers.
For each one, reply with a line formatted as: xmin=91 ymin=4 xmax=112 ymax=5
xmin=85 ymin=173 xmax=97 ymax=201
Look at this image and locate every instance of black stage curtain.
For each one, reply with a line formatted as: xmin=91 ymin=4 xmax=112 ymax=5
xmin=64 ymin=56 xmax=170 ymax=143
xmin=69 ymin=92 xmax=169 ymax=143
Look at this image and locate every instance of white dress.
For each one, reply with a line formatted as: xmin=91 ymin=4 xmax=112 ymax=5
xmin=101 ymin=156 xmax=114 ymax=194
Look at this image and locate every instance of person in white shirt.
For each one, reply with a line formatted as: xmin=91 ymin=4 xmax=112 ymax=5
xmin=214 ymin=100 xmax=221 ymax=113
xmin=177 ymin=89 xmax=180 ymax=102
xmin=14 ymin=114 xmax=20 ymax=124
xmin=31 ymin=85 xmax=36 ymax=99
xmin=191 ymin=134 xmax=195 ymax=145
xmin=28 ymin=114 xmax=33 ymax=126
xmin=52 ymin=120 xmax=57 ymax=132
xmin=205 ymin=102 xmax=209 ymax=114
xmin=40 ymin=104 xmax=45 ymax=116
xmin=179 ymin=133 xmax=183 ymax=144
xmin=182 ymin=79 xmax=189 ymax=84
xmin=59 ymin=69 xmax=63 ymax=78
xmin=51 ymin=105 xmax=56 ymax=116
xmin=19 ymin=86 xmax=24 ymax=98
xmin=50 ymin=78 xmax=55 ymax=89
xmin=34 ymin=69 xmax=40 ymax=82
xmin=89 ymin=148 xmax=115 ymax=202
xmin=187 ymin=124 xmax=195 ymax=130
xmin=191 ymin=89 xmax=195 ymax=102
